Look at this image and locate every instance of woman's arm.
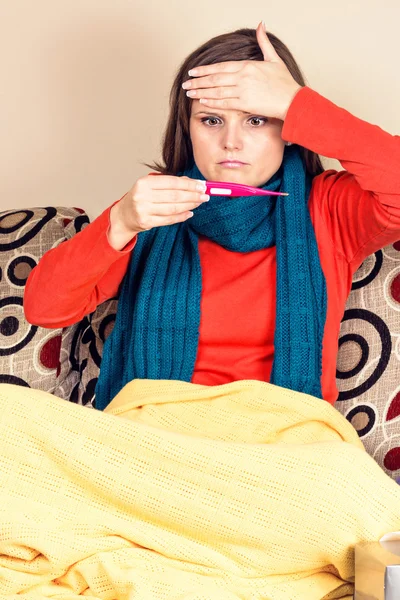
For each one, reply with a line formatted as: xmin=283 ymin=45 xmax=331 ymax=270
xmin=281 ymin=86 xmax=400 ymax=269
xmin=24 ymin=200 xmax=136 ymax=329
xmin=24 ymin=174 xmax=207 ymax=329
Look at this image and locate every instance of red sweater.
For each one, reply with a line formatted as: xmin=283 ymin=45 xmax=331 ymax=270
xmin=24 ymin=86 xmax=400 ymax=405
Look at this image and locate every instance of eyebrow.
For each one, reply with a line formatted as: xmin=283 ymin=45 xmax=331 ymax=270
xmin=193 ymin=110 xmax=252 ymax=117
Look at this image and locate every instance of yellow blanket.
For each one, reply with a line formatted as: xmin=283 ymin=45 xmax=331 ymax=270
xmin=1 ymin=379 xmax=400 ymax=600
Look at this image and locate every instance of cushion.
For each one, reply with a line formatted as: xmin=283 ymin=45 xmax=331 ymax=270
xmin=54 ymin=297 xmax=117 ymax=407
xmin=336 ymin=240 xmax=400 ymax=479
xmin=0 ymin=206 xmax=89 ymax=397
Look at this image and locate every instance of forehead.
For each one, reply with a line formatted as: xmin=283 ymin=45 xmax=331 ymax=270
xmin=191 ymin=109 xmax=252 ymax=117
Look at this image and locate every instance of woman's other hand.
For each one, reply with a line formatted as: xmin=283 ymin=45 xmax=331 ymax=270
xmin=181 ymin=22 xmax=302 ymax=122
xmin=108 ymin=175 xmax=209 ymax=250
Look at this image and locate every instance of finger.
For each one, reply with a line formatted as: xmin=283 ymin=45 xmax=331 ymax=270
xmin=186 ymin=86 xmax=239 ymax=101
xmin=147 ymin=175 xmax=206 ymax=192
xmin=151 ymin=190 xmax=209 ymax=204
xmin=188 ymin=61 xmax=242 ymax=78
xmin=183 ymin=73 xmax=236 ymax=90
xmin=151 ymin=201 xmax=205 ymax=216
xmin=256 ymin=21 xmax=281 ymax=63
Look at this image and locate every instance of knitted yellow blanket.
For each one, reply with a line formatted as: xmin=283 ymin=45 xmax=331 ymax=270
xmin=1 ymin=379 xmax=399 ymax=600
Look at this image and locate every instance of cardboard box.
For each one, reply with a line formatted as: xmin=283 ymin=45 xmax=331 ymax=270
xmin=355 ymin=539 xmax=400 ymax=599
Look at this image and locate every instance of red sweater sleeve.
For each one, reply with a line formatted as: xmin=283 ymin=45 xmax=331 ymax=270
xmin=24 ymin=200 xmax=136 ymax=328
xmin=282 ymin=86 xmax=400 ymax=270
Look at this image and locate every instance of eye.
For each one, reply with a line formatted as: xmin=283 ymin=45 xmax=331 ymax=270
xmin=201 ymin=117 xmax=222 ymax=126
xmin=249 ymin=116 xmax=268 ymax=126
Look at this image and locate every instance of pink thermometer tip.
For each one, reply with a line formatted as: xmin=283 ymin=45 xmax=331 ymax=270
xmin=205 ymin=181 xmax=288 ymax=197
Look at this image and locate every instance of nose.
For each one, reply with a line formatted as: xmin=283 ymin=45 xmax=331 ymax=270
xmin=221 ymin=121 xmax=243 ymax=151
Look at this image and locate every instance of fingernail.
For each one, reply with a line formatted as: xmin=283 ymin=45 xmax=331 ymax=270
xmin=188 ymin=69 xmax=197 ymax=76
xmin=182 ymin=81 xmax=191 ymax=89
xmin=200 ymin=194 xmax=210 ymax=202
xmin=186 ymin=90 xmax=196 ymax=97
xmin=262 ymin=20 xmax=266 ymax=32
xmin=196 ymin=181 xmax=207 ymax=192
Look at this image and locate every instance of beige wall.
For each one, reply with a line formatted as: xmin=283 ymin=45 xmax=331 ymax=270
xmin=1 ymin=0 xmax=399 ymax=221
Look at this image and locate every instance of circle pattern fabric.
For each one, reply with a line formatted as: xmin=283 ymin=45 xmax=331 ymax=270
xmin=336 ymin=243 xmax=400 ymax=477
xmin=0 ymin=206 xmax=89 ymax=394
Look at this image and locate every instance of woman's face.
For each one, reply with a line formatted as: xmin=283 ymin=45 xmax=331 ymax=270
xmin=189 ymin=99 xmax=285 ymax=187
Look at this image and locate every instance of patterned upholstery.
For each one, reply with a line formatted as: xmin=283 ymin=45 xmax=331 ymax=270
xmin=1 ymin=206 xmax=400 ymax=479
xmin=336 ymin=244 xmax=400 ymax=477
xmin=55 ymin=297 xmax=117 ymax=406
xmin=0 ymin=207 xmax=89 ymax=396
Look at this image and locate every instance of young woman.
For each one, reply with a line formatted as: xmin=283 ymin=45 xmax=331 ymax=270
xmin=24 ymin=22 xmax=400 ymax=411
xmin=6 ymin=22 xmax=400 ymax=600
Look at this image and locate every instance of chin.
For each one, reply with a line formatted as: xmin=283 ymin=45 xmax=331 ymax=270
xmin=214 ymin=168 xmax=252 ymax=184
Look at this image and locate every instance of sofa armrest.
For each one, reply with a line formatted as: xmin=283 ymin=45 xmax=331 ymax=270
xmin=0 ymin=206 xmax=90 ymax=399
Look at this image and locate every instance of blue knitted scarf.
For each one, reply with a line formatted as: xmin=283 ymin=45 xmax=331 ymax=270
xmin=95 ymin=145 xmax=327 ymax=410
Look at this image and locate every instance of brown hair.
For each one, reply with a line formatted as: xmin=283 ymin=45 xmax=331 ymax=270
xmin=146 ymin=28 xmax=324 ymax=178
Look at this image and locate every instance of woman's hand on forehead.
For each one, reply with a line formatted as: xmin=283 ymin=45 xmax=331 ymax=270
xmin=182 ymin=21 xmax=302 ymax=122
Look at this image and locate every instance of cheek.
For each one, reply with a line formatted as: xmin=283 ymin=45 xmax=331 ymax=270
xmin=250 ymin=132 xmax=283 ymax=161
xmin=248 ymin=132 xmax=285 ymax=183
xmin=190 ymin=125 xmax=216 ymax=160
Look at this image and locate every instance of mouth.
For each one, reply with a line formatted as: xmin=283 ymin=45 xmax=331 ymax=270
xmin=218 ymin=160 xmax=249 ymax=168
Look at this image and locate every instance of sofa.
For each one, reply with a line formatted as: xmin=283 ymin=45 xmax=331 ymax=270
xmin=1 ymin=204 xmax=400 ymax=482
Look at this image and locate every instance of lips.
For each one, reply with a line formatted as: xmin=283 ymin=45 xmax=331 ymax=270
xmin=218 ymin=161 xmax=247 ymax=168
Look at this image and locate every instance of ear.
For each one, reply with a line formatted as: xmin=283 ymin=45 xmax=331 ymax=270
xmin=256 ymin=22 xmax=281 ymax=63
